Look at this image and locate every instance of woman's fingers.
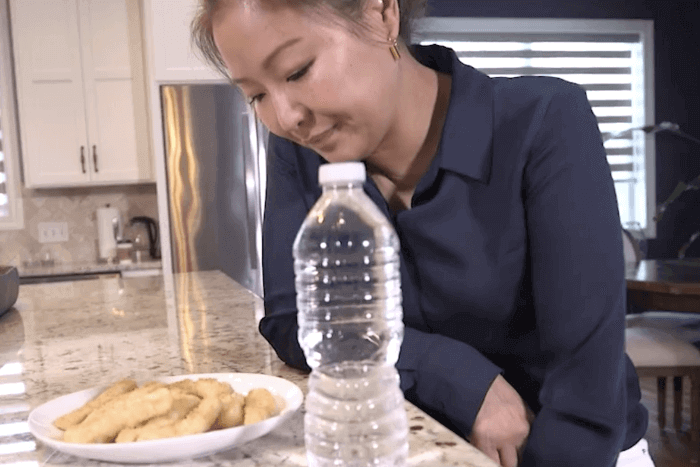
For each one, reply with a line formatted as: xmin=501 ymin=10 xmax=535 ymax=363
xmin=480 ymin=444 xmax=500 ymax=465
xmin=499 ymin=446 xmax=519 ymax=467
xmin=469 ymin=375 xmax=533 ymax=466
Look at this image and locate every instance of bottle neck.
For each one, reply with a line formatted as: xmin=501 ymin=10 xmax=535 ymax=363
xmin=320 ymin=181 xmax=364 ymax=193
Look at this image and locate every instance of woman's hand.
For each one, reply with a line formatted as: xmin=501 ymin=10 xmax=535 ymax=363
xmin=469 ymin=374 xmax=533 ymax=467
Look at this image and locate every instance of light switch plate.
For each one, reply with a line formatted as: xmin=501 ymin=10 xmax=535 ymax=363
xmin=38 ymin=222 xmax=69 ymax=243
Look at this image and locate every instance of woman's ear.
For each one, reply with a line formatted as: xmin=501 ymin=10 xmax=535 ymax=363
xmin=363 ymin=0 xmax=401 ymax=42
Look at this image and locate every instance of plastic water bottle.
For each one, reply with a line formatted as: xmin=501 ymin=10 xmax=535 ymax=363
xmin=294 ymin=162 xmax=409 ymax=467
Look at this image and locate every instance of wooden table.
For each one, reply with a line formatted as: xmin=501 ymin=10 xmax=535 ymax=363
xmin=625 ymin=259 xmax=700 ymax=312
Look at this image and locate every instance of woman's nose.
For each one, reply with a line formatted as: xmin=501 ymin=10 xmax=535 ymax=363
xmin=271 ymin=92 xmax=309 ymax=136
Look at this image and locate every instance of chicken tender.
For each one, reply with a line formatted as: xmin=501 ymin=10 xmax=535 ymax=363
xmin=135 ymin=396 xmax=223 ymax=441
xmin=165 ymin=390 xmax=203 ymax=420
xmin=167 ymin=378 xmax=231 ymax=399
xmin=243 ymin=388 xmax=278 ymax=425
xmin=115 ymin=416 xmax=174 ymax=443
xmin=166 ymin=378 xmax=197 ymax=395
xmin=55 ymin=377 xmax=283 ymax=443
xmin=54 ymin=379 xmax=137 ymax=430
xmin=194 ymin=378 xmax=233 ymax=398
xmin=63 ymin=386 xmax=173 ymax=443
xmin=114 ymin=391 xmax=201 ymax=443
xmin=214 ymin=391 xmax=245 ymax=429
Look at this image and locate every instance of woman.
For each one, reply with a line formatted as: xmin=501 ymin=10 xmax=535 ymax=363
xmin=192 ymin=1 xmax=652 ymax=466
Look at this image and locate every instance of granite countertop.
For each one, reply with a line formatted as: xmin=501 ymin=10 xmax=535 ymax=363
xmin=0 ymin=271 xmax=498 ymax=467
xmin=17 ymin=259 xmax=163 ymax=278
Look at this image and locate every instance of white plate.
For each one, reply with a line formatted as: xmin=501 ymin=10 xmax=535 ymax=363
xmin=28 ymin=373 xmax=304 ymax=464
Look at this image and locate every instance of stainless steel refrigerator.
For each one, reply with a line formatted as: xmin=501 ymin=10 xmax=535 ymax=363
xmin=161 ymin=85 xmax=268 ymax=297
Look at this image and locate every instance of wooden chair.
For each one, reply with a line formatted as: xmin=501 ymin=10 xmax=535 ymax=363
xmin=625 ymin=319 xmax=700 ymax=436
xmin=622 ymin=228 xmax=700 ymax=458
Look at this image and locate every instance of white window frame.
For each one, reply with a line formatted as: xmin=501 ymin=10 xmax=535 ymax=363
xmin=413 ymin=17 xmax=656 ymax=238
xmin=0 ymin=0 xmax=23 ymax=230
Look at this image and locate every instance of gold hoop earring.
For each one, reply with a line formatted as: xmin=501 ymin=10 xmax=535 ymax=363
xmin=389 ymin=37 xmax=401 ymax=61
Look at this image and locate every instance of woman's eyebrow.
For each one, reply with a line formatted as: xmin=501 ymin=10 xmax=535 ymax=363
xmin=232 ymin=37 xmax=303 ymax=84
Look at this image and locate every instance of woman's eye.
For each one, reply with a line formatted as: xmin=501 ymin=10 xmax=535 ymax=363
xmin=287 ymin=61 xmax=313 ymax=82
xmin=249 ymin=93 xmax=265 ymax=105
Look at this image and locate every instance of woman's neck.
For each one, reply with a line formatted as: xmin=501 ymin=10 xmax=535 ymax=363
xmin=366 ymin=54 xmax=452 ymax=209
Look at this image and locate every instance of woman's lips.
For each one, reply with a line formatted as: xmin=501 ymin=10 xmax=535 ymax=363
xmin=305 ymin=125 xmax=336 ymax=148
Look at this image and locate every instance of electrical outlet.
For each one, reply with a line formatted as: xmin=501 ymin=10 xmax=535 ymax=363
xmin=38 ymin=222 xmax=69 ymax=243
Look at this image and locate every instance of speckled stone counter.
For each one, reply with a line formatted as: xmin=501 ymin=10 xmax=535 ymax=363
xmin=0 ymin=271 xmax=498 ymax=467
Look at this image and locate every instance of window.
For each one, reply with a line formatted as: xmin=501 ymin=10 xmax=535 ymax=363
xmin=0 ymin=0 xmax=23 ymax=230
xmin=414 ymin=18 xmax=655 ymax=237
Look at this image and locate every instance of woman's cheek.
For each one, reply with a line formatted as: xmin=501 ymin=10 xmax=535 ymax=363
xmin=255 ymin=104 xmax=282 ymax=137
xmin=313 ymin=68 xmax=345 ymax=107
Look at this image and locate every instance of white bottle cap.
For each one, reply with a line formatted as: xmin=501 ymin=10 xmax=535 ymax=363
xmin=318 ymin=162 xmax=366 ymax=185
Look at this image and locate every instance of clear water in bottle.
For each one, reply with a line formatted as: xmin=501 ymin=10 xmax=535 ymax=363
xmin=294 ymin=162 xmax=408 ymax=467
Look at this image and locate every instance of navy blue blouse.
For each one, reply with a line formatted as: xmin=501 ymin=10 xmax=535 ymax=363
xmin=259 ymin=44 xmax=648 ymax=466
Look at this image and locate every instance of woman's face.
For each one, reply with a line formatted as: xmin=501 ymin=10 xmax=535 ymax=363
xmin=212 ymin=1 xmax=400 ymax=162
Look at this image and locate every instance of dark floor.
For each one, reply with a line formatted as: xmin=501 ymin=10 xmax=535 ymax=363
xmin=640 ymin=376 xmax=698 ymax=466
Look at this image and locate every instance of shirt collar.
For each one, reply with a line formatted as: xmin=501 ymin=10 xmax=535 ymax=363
xmin=412 ymin=44 xmax=494 ymax=183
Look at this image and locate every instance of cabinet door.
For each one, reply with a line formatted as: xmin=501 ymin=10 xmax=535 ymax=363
xmin=10 ymin=0 xmax=91 ymax=187
xmin=79 ymin=0 xmax=151 ymax=183
xmin=147 ymin=0 xmax=225 ymax=83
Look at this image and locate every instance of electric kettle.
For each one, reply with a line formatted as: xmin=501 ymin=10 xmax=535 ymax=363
xmin=128 ymin=216 xmax=161 ymax=260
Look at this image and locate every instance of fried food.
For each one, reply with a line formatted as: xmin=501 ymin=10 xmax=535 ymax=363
xmin=134 ymin=396 xmax=223 ymax=441
xmin=197 ymin=378 xmax=233 ymax=396
xmin=114 ymin=391 xmax=201 ymax=443
xmin=63 ymin=386 xmax=174 ymax=443
xmin=166 ymin=378 xmax=197 ymax=395
xmin=163 ymin=390 xmax=203 ymax=420
xmin=214 ymin=391 xmax=245 ymax=429
xmin=55 ymin=378 xmax=282 ymax=444
xmin=243 ymin=388 xmax=278 ymax=425
xmin=166 ymin=378 xmax=231 ymax=398
xmin=53 ymin=379 xmax=137 ymax=430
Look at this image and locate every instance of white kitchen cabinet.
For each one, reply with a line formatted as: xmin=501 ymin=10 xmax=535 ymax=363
xmin=145 ymin=0 xmax=226 ymax=83
xmin=10 ymin=0 xmax=153 ymax=187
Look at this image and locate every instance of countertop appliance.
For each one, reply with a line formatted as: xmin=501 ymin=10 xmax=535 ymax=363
xmin=97 ymin=205 xmax=122 ymax=261
xmin=161 ymin=85 xmax=268 ymax=297
xmin=129 ymin=216 xmax=161 ymax=260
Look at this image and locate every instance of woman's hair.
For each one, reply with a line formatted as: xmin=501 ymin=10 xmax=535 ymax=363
xmin=192 ymin=0 xmax=427 ymax=77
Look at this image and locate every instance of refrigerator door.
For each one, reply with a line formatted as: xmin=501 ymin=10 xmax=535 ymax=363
xmin=161 ymin=84 xmax=266 ymax=297
xmin=241 ymin=110 xmax=265 ymax=297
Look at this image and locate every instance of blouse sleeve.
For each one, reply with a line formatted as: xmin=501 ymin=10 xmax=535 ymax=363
xmin=519 ymin=82 xmax=630 ymax=466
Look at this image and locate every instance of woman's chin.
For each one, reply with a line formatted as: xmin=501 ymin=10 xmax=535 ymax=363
xmin=319 ymin=152 xmax=368 ymax=164
xmin=316 ymin=143 xmax=369 ymax=164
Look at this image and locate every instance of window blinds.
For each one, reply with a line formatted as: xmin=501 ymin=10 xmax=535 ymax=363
xmin=418 ymin=28 xmax=650 ymax=229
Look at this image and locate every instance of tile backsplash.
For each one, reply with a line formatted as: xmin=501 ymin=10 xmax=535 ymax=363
xmin=0 ymin=184 xmax=158 ymax=267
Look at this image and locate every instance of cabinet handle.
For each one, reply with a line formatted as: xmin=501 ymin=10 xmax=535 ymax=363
xmin=92 ymin=145 xmax=98 ymax=173
xmin=80 ymin=146 xmax=86 ymax=173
